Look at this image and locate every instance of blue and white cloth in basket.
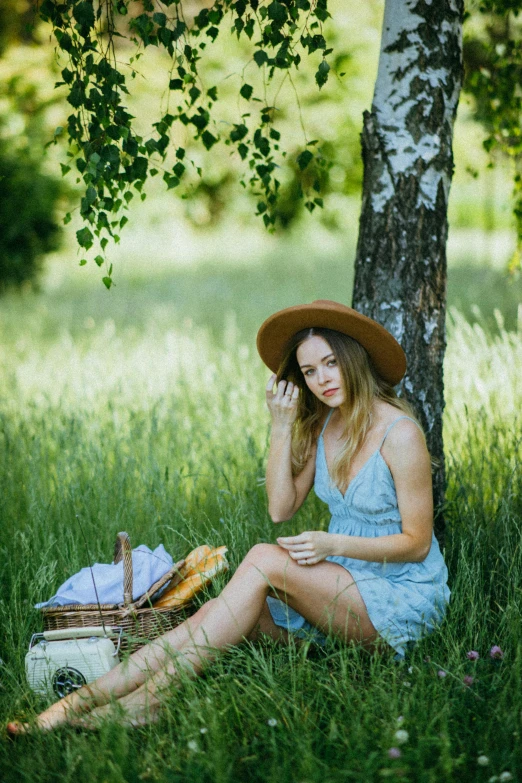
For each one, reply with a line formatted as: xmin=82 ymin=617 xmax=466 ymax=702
xmin=35 ymin=544 xmax=173 ymax=608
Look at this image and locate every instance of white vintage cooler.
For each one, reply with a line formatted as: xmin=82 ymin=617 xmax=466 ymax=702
xmin=25 ymin=626 xmax=122 ymax=698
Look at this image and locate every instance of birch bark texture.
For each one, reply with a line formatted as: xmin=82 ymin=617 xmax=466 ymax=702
xmin=352 ymin=0 xmax=464 ymax=533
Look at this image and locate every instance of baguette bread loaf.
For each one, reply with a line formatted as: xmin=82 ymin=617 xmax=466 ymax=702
xmin=153 ymin=545 xmax=229 ymax=608
xmin=178 ymin=545 xmax=213 ymax=580
xmin=183 ymin=545 xmax=228 ymax=579
xmin=153 ymin=572 xmax=212 ymax=608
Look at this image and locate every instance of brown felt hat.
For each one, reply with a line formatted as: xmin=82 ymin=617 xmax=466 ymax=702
xmin=256 ymin=300 xmax=406 ymax=386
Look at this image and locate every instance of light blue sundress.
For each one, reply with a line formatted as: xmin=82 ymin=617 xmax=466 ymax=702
xmin=266 ymin=412 xmax=450 ymax=658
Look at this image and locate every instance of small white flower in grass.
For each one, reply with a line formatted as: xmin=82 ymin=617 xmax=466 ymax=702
xmin=396 ymin=716 xmax=405 ymax=725
xmin=388 ymin=747 xmax=401 ymax=759
xmin=200 ymin=727 xmax=208 ymax=734
xmin=403 ymin=681 xmax=411 ymax=688
xmin=437 ymin=670 xmax=447 ymax=678
xmin=267 ymin=718 xmax=278 ymax=727
xmin=407 ymin=666 xmax=413 ymax=674
xmin=477 ymin=755 xmax=490 ymax=766
xmin=488 ymin=777 xmax=498 ymax=783
xmin=394 ymin=729 xmax=409 ymax=745
xmin=499 ymin=773 xmax=513 ymax=782
xmin=187 ymin=740 xmax=199 ymax=752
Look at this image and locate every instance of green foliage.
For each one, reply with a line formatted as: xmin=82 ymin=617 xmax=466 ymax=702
xmin=0 ymin=66 xmax=65 ymax=290
xmin=463 ymin=1 xmax=522 ymax=269
xmin=0 ymin=143 xmax=62 ymax=289
xmin=37 ymin=0 xmax=334 ymax=274
xmin=0 ymin=0 xmax=38 ymax=55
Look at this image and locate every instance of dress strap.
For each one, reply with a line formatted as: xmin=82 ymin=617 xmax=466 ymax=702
xmin=320 ymin=409 xmax=334 ymax=436
xmin=379 ymin=416 xmax=420 ymax=449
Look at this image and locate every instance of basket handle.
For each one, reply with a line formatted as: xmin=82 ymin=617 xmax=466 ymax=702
xmin=114 ymin=531 xmax=133 ymax=606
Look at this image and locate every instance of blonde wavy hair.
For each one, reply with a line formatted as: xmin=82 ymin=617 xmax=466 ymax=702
xmin=276 ymin=327 xmax=421 ymax=488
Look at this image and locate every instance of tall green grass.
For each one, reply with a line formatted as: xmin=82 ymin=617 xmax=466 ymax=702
xmin=0 ymin=276 xmax=521 ymax=781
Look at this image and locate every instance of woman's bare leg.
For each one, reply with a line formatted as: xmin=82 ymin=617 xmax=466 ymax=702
xmin=71 ymin=603 xmax=289 ymax=729
xmin=10 ymin=598 xmax=218 ymax=732
xmin=79 ymin=545 xmax=377 ymax=727
xmin=18 ymin=544 xmax=377 ymax=731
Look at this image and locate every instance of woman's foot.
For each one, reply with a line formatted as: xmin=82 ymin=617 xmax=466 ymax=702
xmin=6 ymin=721 xmax=31 ymax=736
xmin=6 ymin=703 xmax=84 ymax=734
xmin=7 ymin=701 xmax=159 ymax=735
xmin=71 ymin=702 xmax=160 ymax=730
xmin=6 ymin=716 xmax=61 ymax=734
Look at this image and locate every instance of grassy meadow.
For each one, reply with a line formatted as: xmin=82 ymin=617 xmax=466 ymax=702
xmin=0 ymin=240 xmax=521 ymax=782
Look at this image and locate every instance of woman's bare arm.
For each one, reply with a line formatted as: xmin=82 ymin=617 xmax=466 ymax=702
xmin=277 ymin=419 xmax=433 ymax=562
xmin=265 ymin=374 xmax=316 ymax=522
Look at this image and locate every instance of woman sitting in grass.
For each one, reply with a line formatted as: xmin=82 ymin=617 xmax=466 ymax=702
xmin=8 ymin=299 xmax=450 ymax=733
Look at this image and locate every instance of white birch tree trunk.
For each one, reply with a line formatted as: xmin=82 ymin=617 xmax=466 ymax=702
xmin=352 ymin=0 xmax=464 ymax=536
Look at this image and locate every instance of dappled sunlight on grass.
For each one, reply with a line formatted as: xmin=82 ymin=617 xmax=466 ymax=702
xmin=445 ymin=307 xmax=522 ymax=420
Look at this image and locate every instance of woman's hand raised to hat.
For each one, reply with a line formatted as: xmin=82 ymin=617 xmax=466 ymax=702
xmin=265 ymin=374 xmax=300 ymax=429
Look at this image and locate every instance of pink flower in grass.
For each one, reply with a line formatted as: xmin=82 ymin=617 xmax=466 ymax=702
xmin=388 ymin=748 xmax=402 ymax=759
xmin=466 ymin=650 xmax=479 ymax=661
xmin=463 ymin=675 xmax=475 ymax=687
xmin=490 ymin=645 xmax=504 ymax=660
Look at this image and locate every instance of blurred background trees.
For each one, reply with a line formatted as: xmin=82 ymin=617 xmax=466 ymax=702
xmin=462 ymin=0 xmax=522 ymax=270
xmin=0 ymin=0 xmax=520 ymax=292
xmin=0 ymin=0 xmax=67 ymax=290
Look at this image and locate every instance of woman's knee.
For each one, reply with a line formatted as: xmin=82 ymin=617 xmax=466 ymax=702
xmin=248 ymin=543 xmax=287 ymax=570
xmin=236 ymin=543 xmax=286 ymax=581
xmin=247 ymin=542 xmax=279 ymax=560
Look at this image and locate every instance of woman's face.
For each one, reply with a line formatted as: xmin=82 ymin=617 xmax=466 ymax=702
xmin=296 ymin=335 xmax=346 ymax=406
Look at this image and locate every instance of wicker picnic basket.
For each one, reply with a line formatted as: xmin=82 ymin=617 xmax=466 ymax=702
xmin=40 ymin=532 xmax=194 ymax=653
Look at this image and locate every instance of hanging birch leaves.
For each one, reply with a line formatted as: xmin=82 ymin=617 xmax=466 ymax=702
xmin=38 ymin=0 xmax=333 ymax=280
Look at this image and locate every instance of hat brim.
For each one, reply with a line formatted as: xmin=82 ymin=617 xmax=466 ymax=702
xmin=256 ymin=300 xmax=406 ymax=386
